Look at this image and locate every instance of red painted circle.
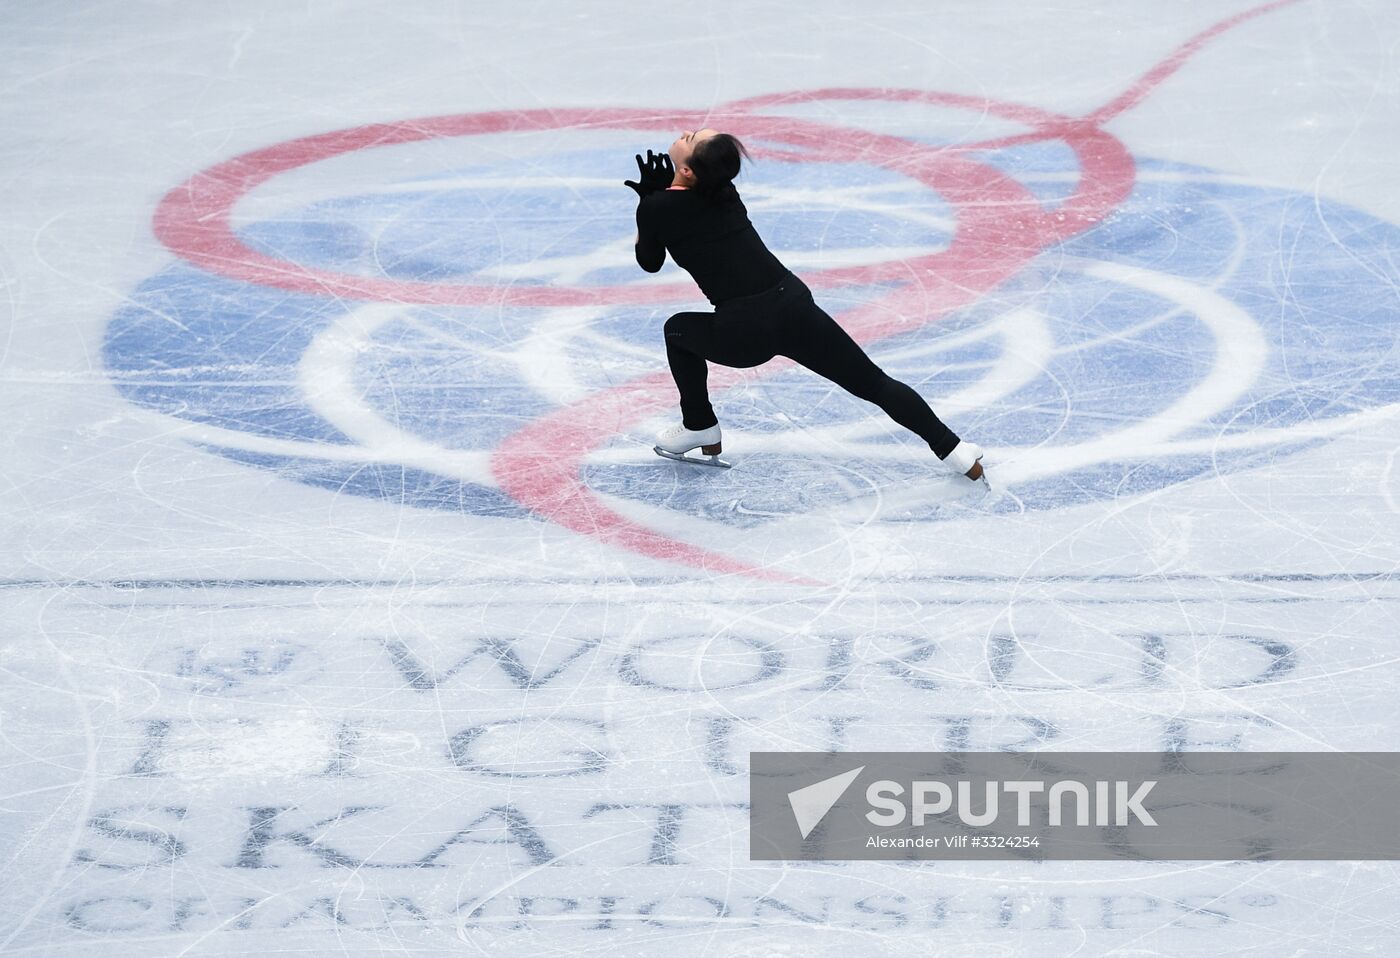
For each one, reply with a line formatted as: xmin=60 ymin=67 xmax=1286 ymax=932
xmin=153 ymin=102 xmax=1084 ymax=307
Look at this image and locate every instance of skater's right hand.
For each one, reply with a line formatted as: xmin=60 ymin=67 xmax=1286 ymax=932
xmin=623 ymin=150 xmax=674 ymax=197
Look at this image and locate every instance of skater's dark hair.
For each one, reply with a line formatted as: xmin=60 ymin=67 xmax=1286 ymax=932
xmin=689 ymin=133 xmax=749 ymax=205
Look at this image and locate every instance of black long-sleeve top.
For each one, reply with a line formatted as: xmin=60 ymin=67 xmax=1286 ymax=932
xmin=634 ymin=188 xmax=789 ymax=306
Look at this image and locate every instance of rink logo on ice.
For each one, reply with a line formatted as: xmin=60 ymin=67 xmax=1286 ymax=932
xmin=106 ymin=105 xmax=1400 ymax=532
xmin=751 ymin=752 xmax=1400 ymax=861
xmin=144 ymin=639 xmax=322 ymax=697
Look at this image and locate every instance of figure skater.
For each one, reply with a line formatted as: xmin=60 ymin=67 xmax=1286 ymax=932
xmin=625 ymin=129 xmax=986 ymax=487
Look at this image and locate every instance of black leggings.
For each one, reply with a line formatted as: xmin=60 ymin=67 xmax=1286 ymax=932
xmin=664 ymin=274 xmax=960 ymax=459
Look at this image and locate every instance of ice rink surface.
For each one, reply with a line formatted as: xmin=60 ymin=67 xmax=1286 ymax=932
xmin=3 ymin=0 xmax=1400 ymax=954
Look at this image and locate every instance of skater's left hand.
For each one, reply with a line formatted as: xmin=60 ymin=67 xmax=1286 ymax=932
xmin=624 ymin=150 xmax=674 ymax=197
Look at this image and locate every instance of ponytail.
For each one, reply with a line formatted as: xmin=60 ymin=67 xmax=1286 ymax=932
xmin=688 ymin=133 xmax=750 ymax=205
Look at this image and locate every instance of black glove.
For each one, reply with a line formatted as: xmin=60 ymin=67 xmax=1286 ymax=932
xmin=623 ymin=150 xmax=674 ymax=198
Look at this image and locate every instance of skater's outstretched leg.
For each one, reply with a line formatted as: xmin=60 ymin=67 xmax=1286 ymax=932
xmin=863 ymin=375 xmax=960 ymax=459
xmin=774 ymin=284 xmax=976 ymax=472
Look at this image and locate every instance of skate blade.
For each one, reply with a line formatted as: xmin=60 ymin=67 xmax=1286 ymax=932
xmin=654 ymin=446 xmax=732 ymax=469
xmin=965 ymin=473 xmax=1001 ymax=505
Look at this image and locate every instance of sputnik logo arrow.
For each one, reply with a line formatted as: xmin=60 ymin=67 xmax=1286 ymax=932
xmin=788 ymin=765 xmax=865 ymax=839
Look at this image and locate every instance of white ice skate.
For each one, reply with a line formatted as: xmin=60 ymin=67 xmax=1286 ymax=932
xmin=653 ymin=422 xmax=731 ymax=469
xmin=944 ymin=440 xmax=990 ymax=493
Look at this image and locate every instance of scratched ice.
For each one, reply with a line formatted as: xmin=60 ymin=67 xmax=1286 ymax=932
xmin=3 ymin=1 xmax=1400 ymax=955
